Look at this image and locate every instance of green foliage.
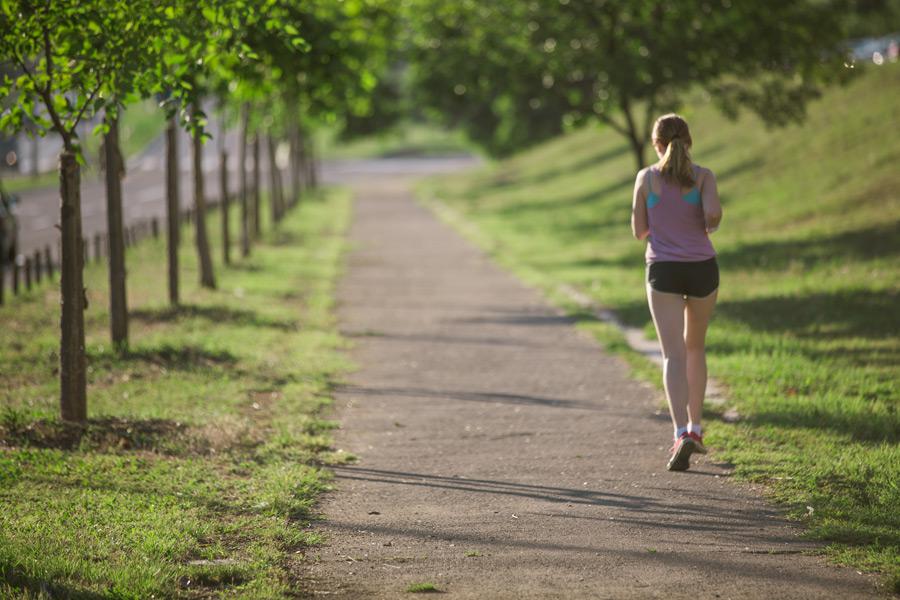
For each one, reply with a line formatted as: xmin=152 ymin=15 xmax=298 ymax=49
xmin=405 ymin=0 xmax=852 ymax=165
xmin=842 ymin=0 xmax=900 ymax=37
xmin=0 ymin=0 xmax=169 ymax=149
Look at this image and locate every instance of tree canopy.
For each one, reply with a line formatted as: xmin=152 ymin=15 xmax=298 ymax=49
xmin=405 ymin=0 xmax=853 ymax=168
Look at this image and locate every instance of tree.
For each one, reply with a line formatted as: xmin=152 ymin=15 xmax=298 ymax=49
xmin=406 ymin=0 xmax=852 ymax=169
xmin=165 ymin=113 xmax=180 ymax=305
xmin=152 ymin=3 xmax=221 ymax=290
xmin=0 ymin=0 xmax=166 ymax=421
xmin=102 ymin=112 xmax=128 ymax=350
xmin=218 ymin=111 xmax=230 ymax=265
xmin=95 ymin=4 xmax=166 ymax=352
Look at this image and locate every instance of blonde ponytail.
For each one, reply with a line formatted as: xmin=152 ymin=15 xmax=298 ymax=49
xmin=653 ymin=114 xmax=695 ymax=188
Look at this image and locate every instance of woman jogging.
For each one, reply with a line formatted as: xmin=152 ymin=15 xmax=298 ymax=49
xmin=630 ymin=114 xmax=723 ymax=471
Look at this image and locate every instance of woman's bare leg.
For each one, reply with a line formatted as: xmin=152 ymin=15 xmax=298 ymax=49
xmin=684 ymin=290 xmax=717 ymax=430
xmin=646 ymin=285 xmax=688 ymax=433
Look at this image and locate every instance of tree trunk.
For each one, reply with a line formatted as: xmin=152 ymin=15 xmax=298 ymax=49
xmin=59 ymin=150 xmax=87 ymax=423
xmin=306 ymin=135 xmax=317 ymax=189
xmin=619 ymin=96 xmax=648 ymax=171
xmin=103 ymin=112 xmax=128 ymax=352
xmin=191 ymin=103 xmax=216 ymax=289
xmin=267 ymin=135 xmax=280 ymax=225
xmin=630 ymin=138 xmax=647 ymax=172
xmin=238 ymin=103 xmax=250 ymax=257
xmin=165 ymin=116 xmax=180 ymax=305
xmin=288 ymin=119 xmax=300 ymax=207
xmin=296 ymin=126 xmax=308 ymax=196
xmin=276 ymin=141 xmax=286 ymax=216
xmin=252 ymin=133 xmax=261 ymax=236
xmin=220 ymin=146 xmax=230 ymax=265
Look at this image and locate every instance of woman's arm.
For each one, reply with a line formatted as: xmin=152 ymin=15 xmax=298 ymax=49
xmin=631 ymin=169 xmax=650 ymax=240
xmin=699 ymin=168 xmax=723 ymax=233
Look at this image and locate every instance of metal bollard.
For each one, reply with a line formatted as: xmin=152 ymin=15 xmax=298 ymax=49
xmin=24 ymin=256 xmax=32 ymax=291
xmin=12 ymin=257 xmax=20 ymax=294
xmin=45 ymin=246 xmax=54 ymax=279
xmin=33 ymin=250 xmax=42 ymax=283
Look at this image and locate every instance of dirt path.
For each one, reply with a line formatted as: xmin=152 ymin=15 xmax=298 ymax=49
xmin=302 ymin=177 xmax=877 ymax=599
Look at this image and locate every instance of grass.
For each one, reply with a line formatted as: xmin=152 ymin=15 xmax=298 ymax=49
xmin=0 ymin=187 xmax=354 ymax=598
xmin=318 ymin=121 xmax=476 ymax=160
xmin=422 ymin=63 xmax=900 ymax=592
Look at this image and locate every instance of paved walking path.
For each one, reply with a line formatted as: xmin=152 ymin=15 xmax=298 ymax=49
xmin=303 ymin=177 xmax=877 ymax=599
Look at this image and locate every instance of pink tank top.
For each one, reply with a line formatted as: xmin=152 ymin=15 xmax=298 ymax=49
xmin=645 ymin=166 xmax=716 ymax=264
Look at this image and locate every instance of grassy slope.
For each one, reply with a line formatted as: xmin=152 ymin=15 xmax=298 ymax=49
xmin=425 ymin=64 xmax=899 ymax=589
xmin=318 ymin=121 xmax=476 ymax=160
xmin=0 ymin=190 xmax=352 ymax=598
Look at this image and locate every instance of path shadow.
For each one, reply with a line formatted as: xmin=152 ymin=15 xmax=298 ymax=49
xmin=88 ymin=343 xmax=238 ymax=371
xmin=0 ymin=563 xmax=107 ymax=600
xmin=483 ymin=144 xmax=629 ymax=193
xmin=227 ymin=262 xmax=264 ymax=272
xmin=319 ymin=518 xmax=868 ymax=593
xmin=710 ymin=394 xmax=899 ymax=443
xmin=452 ymin=313 xmax=577 ymax=327
xmin=490 ymin=175 xmax=633 ymax=219
xmin=325 ymin=466 xmax=798 ymax=540
xmin=0 ymin=416 xmax=195 ymax=453
xmin=337 ymin=386 xmax=670 ymax=422
xmin=271 ymin=230 xmax=303 ymax=246
xmin=131 ymin=304 xmax=298 ymax=331
xmin=716 ymin=223 xmax=899 ymax=272
xmin=712 ymin=157 xmax=764 ymax=185
xmin=337 ymin=384 xmax=604 ymax=412
xmin=716 ymin=289 xmax=898 ymax=341
xmin=341 ymin=329 xmax=580 ymax=350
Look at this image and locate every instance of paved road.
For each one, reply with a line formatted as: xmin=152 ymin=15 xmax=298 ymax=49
xmin=8 ymin=119 xmax=478 ymax=263
xmin=9 ymin=121 xmax=246 ymax=261
xmin=300 ymin=175 xmax=878 ymax=599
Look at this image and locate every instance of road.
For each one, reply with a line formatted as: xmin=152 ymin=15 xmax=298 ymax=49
xmin=8 ymin=122 xmax=479 ymax=263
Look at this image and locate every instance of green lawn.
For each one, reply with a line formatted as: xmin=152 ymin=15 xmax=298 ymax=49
xmin=423 ymin=64 xmax=900 ymax=592
xmin=0 ymin=189 xmax=353 ymax=598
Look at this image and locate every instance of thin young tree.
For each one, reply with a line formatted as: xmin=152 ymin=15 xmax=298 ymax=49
xmin=164 ymin=113 xmax=180 ymax=305
xmin=190 ymin=99 xmax=216 ymax=289
xmin=0 ymin=0 xmax=166 ymax=421
xmin=218 ymin=112 xmax=230 ymax=265
xmin=102 ymin=111 xmax=128 ymax=350
xmin=238 ymin=103 xmax=251 ymax=257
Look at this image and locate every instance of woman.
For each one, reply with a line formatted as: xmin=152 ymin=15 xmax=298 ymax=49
xmin=631 ymin=114 xmax=723 ymax=471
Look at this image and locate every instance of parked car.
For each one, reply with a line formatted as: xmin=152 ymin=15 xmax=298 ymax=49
xmin=0 ymin=183 xmax=19 ymax=264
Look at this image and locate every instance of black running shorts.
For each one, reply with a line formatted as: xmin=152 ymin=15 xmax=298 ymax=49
xmin=647 ymin=258 xmax=719 ymax=298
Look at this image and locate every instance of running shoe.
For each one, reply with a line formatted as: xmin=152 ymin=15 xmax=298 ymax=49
xmin=667 ymin=432 xmax=696 ymax=471
xmin=688 ymin=431 xmax=708 ymax=454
